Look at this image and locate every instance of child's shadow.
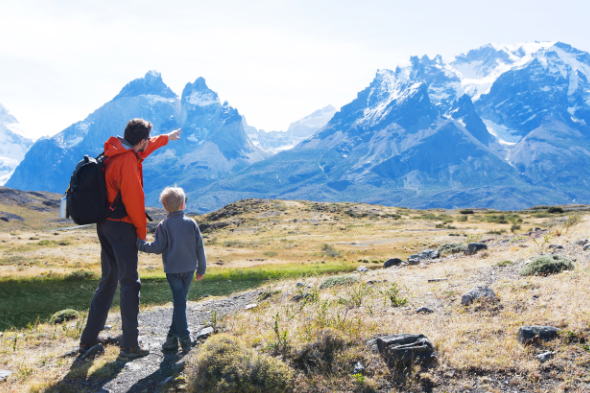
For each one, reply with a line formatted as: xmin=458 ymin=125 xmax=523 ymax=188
xmin=125 ymin=350 xmax=191 ymax=393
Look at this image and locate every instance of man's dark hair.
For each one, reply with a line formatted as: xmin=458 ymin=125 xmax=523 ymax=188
xmin=124 ymin=119 xmax=153 ymax=146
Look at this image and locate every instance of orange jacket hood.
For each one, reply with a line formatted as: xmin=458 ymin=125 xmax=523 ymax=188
xmin=104 ymin=136 xmax=138 ymax=158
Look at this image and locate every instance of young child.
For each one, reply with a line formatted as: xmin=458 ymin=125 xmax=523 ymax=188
xmin=137 ymin=186 xmax=207 ymax=352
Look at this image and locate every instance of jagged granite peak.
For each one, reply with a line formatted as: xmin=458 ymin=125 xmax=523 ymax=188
xmin=112 ymin=70 xmax=177 ymax=101
xmin=449 ymin=95 xmax=493 ymax=145
xmin=0 ymin=103 xmax=33 ymax=185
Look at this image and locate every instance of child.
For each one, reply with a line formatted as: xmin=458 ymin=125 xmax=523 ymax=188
xmin=137 ymin=186 xmax=207 ymax=352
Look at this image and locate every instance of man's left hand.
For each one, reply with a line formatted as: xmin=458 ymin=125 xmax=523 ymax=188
xmin=168 ymin=129 xmax=181 ymax=140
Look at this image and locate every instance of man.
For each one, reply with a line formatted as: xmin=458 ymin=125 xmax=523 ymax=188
xmin=79 ymin=118 xmax=180 ymax=358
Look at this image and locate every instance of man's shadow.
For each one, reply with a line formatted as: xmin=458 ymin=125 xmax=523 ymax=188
xmin=45 ymin=346 xmax=129 ymax=392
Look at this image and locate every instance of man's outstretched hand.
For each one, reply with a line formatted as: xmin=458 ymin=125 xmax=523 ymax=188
xmin=168 ymin=128 xmax=181 ymax=140
xmin=195 ymin=274 xmax=205 ymax=281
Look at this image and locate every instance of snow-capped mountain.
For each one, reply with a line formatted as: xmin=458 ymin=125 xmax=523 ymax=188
xmin=0 ymin=103 xmax=33 ymax=185
xmin=185 ymin=41 xmax=590 ymax=212
xmin=6 ymin=71 xmax=267 ymax=200
xmin=245 ymin=105 xmax=337 ymax=154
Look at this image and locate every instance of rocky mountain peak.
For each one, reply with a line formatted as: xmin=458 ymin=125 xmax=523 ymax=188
xmin=112 ymin=70 xmax=177 ymax=101
xmin=182 ymin=77 xmax=220 ymax=107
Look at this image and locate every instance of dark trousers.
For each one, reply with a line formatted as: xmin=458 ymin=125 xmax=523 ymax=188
xmin=166 ymin=271 xmax=194 ymax=339
xmin=80 ymin=220 xmax=141 ymax=349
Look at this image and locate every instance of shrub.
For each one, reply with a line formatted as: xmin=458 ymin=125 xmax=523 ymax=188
xmin=521 ymin=255 xmax=575 ymax=276
xmin=321 ymin=243 xmax=341 ymax=258
xmin=548 ymin=207 xmax=565 ymax=214
xmin=437 ymin=242 xmax=467 ymax=255
xmin=263 ymin=251 xmax=277 ymax=257
xmin=64 ymin=270 xmax=97 ymax=281
xmin=511 ymin=224 xmax=521 ymax=233
xmin=50 ymin=309 xmax=81 ymax=324
xmin=292 ymin=328 xmax=347 ymax=374
xmin=319 ymin=275 xmax=359 ymax=289
xmin=388 ymin=282 xmax=407 ymax=307
xmin=495 ymin=260 xmax=514 ymax=267
xmin=459 ymin=209 xmax=474 ymax=214
xmin=187 ymin=334 xmax=294 ymax=393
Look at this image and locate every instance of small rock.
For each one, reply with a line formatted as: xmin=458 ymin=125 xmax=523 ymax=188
xmin=535 ymin=351 xmax=555 ymax=363
xmin=357 ymin=266 xmax=369 ymax=273
xmin=548 ymin=244 xmax=564 ymax=250
xmin=353 ymin=361 xmax=365 ymax=374
xmin=0 ymin=370 xmax=12 ymax=382
xmin=533 ymin=227 xmax=541 ymax=231
xmin=408 ymin=249 xmax=440 ymax=262
xmin=408 ymin=257 xmax=421 ymax=265
xmin=366 ymin=279 xmax=387 ymax=285
xmin=244 ymin=303 xmax=258 ymax=310
xmin=461 ymin=285 xmax=497 ymax=305
xmin=161 ymin=376 xmax=174 ymax=385
xmin=575 ymin=239 xmax=588 ymax=247
xmin=173 ymin=361 xmax=186 ymax=373
xmin=584 ymin=244 xmax=590 ymax=251
xmin=196 ymin=327 xmax=214 ymax=339
xmin=374 ymin=334 xmax=436 ymax=367
xmin=296 ymin=282 xmax=305 ymax=288
xmin=292 ymin=293 xmax=313 ymax=301
xmin=102 ymin=325 xmax=112 ymax=331
xmin=80 ymin=343 xmax=104 ymax=360
xmin=518 ymin=326 xmax=560 ymax=345
xmin=416 ymin=307 xmax=434 ymax=314
xmin=427 ymin=278 xmax=447 ymax=282
xmin=464 ymin=243 xmax=488 ymax=256
xmin=383 ymin=258 xmax=404 ymax=268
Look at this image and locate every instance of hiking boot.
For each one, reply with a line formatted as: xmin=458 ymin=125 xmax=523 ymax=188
xmin=119 ymin=345 xmax=150 ymax=359
xmin=162 ymin=334 xmax=179 ymax=351
xmin=78 ymin=334 xmax=115 ymax=354
xmin=179 ymin=335 xmax=196 ymax=352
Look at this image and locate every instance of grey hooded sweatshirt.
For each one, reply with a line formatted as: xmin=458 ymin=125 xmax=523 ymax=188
xmin=136 ymin=210 xmax=207 ymax=275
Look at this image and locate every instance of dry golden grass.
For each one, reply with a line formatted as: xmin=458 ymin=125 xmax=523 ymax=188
xmin=1 ymin=199 xmax=589 ymax=391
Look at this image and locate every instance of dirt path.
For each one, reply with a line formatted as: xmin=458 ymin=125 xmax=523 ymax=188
xmin=79 ymin=290 xmax=259 ymax=393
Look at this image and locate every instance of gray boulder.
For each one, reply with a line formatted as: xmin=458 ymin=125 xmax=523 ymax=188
xmin=416 ymin=307 xmax=434 ymax=314
xmin=517 ymin=326 xmax=560 ymax=345
xmin=535 ymin=351 xmax=555 ymax=363
xmin=464 ymin=243 xmax=488 ymax=255
xmin=461 ymin=285 xmax=497 ymax=305
xmin=373 ymin=334 xmax=436 ymax=368
xmin=409 ymin=249 xmax=440 ymax=261
xmin=383 ymin=258 xmax=404 ymax=268
xmin=357 ymin=266 xmax=369 ymax=273
xmin=575 ymin=239 xmax=588 ymax=247
xmin=353 ymin=361 xmax=365 ymax=374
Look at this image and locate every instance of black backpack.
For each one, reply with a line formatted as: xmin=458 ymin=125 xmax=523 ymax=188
xmin=65 ymin=153 xmax=127 ymax=225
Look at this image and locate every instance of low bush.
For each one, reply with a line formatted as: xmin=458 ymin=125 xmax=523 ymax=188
xmin=50 ymin=309 xmax=81 ymax=324
xmin=187 ymin=334 xmax=294 ymax=393
xmin=319 ymin=275 xmax=359 ymax=289
xmin=64 ymin=270 xmax=97 ymax=281
xmin=292 ymin=328 xmax=347 ymax=374
xmin=437 ymin=242 xmax=467 ymax=255
xmin=459 ymin=209 xmax=474 ymax=214
xmin=520 ymin=255 xmax=574 ymax=276
xmin=548 ymin=206 xmax=565 ymax=214
xmin=321 ymin=243 xmax=341 ymax=258
xmin=495 ymin=260 xmax=514 ymax=268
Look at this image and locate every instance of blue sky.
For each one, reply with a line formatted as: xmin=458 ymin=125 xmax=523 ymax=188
xmin=1 ymin=0 xmax=588 ymax=139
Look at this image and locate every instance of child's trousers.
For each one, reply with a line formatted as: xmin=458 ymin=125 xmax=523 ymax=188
xmin=166 ymin=271 xmax=194 ymax=338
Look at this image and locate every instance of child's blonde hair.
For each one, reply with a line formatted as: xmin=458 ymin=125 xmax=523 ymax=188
xmin=160 ymin=187 xmax=185 ymax=212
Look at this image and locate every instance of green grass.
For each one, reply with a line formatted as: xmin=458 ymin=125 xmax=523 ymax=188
xmin=0 ymin=262 xmax=362 ymax=330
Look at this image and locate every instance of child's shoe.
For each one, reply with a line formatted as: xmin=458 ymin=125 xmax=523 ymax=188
xmin=162 ymin=334 xmax=179 ymax=351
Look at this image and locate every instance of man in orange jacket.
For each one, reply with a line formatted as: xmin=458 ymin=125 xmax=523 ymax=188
xmin=79 ymin=118 xmax=180 ymax=358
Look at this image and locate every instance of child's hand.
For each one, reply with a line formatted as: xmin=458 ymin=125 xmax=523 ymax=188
xmin=195 ymin=274 xmax=204 ymax=281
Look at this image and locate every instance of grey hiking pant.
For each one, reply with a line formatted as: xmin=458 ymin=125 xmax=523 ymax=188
xmin=80 ymin=220 xmax=141 ymax=350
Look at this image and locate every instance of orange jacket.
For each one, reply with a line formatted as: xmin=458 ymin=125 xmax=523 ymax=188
xmin=103 ymin=135 xmax=169 ymax=239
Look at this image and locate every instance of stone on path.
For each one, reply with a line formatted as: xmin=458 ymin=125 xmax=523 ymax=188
xmin=353 ymin=361 xmax=365 ymax=374
xmin=461 ymin=285 xmax=497 ymax=305
xmin=517 ymin=326 xmax=560 ymax=345
xmin=416 ymin=307 xmax=434 ymax=314
xmin=244 ymin=303 xmax=258 ymax=310
xmin=195 ymin=326 xmax=214 ymax=339
xmin=0 ymin=370 xmax=12 ymax=382
xmin=357 ymin=266 xmax=369 ymax=273
xmin=383 ymin=258 xmax=404 ymax=269
xmin=371 ymin=333 xmax=436 ymax=367
xmin=464 ymin=243 xmax=488 ymax=255
xmin=80 ymin=343 xmax=104 ymax=360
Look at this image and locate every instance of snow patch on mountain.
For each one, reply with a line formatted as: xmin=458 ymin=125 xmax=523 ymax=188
xmin=0 ymin=103 xmax=33 ymax=185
